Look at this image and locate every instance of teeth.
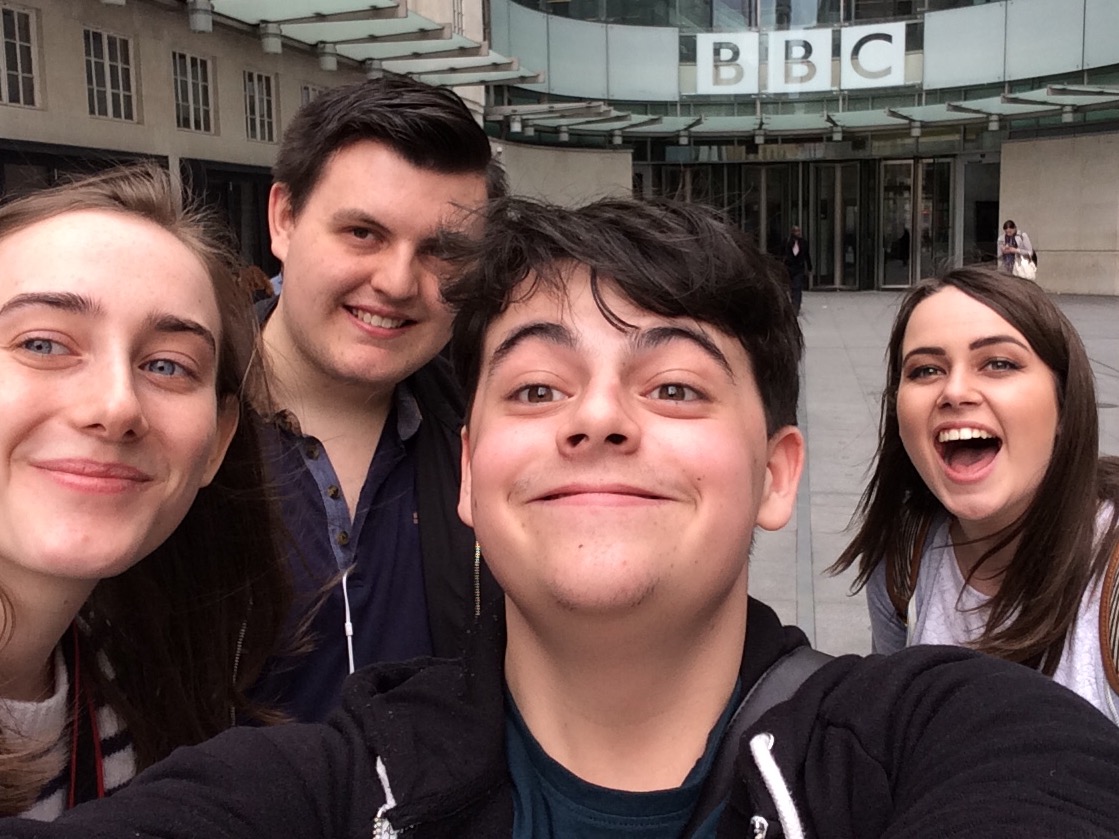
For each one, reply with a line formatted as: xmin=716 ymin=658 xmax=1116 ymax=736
xmin=350 ymin=308 xmax=405 ymax=329
xmin=937 ymin=427 xmax=993 ymax=443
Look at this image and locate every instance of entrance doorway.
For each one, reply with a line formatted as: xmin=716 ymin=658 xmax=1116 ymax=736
xmin=878 ymin=158 xmax=953 ymax=287
xmin=809 ymin=162 xmax=864 ymax=289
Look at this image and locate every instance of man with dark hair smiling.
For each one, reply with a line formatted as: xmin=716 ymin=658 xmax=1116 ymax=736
xmin=250 ymin=77 xmax=504 ymax=722
xmin=4 ymin=197 xmax=1118 ymax=838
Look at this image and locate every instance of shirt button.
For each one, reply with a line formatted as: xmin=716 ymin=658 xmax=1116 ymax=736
xmin=306 ymin=444 xmax=320 ymax=460
xmin=336 ymin=531 xmax=350 ymax=546
xmin=326 ymin=485 xmax=340 ymax=499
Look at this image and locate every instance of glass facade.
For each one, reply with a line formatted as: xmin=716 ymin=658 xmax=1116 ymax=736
xmin=514 ymin=0 xmax=997 ymax=29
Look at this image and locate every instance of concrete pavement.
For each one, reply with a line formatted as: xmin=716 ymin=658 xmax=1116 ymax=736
xmin=751 ymin=290 xmax=1119 ymax=656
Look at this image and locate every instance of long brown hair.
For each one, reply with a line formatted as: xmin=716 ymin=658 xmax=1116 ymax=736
xmin=0 ymin=163 xmax=290 ymax=813
xmin=831 ymin=267 xmax=1119 ymax=673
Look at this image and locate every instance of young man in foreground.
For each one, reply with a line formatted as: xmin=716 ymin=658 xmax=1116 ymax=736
xmin=4 ymin=199 xmax=1118 ymax=837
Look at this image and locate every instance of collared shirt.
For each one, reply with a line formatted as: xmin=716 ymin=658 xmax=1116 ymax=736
xmin=254 ymin=382 xmax=433 ymax=722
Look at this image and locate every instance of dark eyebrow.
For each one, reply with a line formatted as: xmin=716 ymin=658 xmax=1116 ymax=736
xmin=634 ymin=325 xmax=734 ymax=380
xmin=969 ymin=334 xmax=1030 ymax=353
xmin=902 ymin=334 xmax=1030 ymax=365
xmin=488 ymin=322 xmax=575 ymax=377
xmin=0 ymin=291 xmax=101 ymax=318
xmin=146 ymin=314 xmax=217 ymax=354
xmin=330 ymin=208 xmax=390 ymax=233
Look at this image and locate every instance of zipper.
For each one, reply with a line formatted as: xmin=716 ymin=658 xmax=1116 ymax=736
xmin=751 ymin=815 xmax=770 ymax=838
xmin=473 ymin=540 xmax=482 ymax=617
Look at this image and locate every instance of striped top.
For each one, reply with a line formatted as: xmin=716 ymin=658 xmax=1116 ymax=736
xmin=1 ymin=646 xmax=136 ymax=821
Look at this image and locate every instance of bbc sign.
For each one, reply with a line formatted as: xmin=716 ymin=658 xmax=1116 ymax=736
xmin=695 ymin=22 xmax=906 ymax=94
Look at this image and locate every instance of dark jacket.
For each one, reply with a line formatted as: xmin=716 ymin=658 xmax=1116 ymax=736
xmin=782 ymin=235 xmax=812 ymax=275
xmin=9 ymin=598 xmax=1119 ymax=838
xmin=253 ymin=296 xmax=500 ymax=661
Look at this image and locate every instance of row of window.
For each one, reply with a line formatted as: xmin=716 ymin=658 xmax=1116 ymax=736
xmin=1 ymin=4 xmax=326 ymax=143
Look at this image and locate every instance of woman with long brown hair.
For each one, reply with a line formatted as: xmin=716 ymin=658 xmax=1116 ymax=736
xmin=832 ymin=267 xmax=1119 ymax=723
xmin=0 ymin=163 xmax=289 ymax=818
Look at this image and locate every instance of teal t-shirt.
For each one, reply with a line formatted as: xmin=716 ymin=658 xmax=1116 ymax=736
xmin=505 ymin=681 xmax=741 ymax=838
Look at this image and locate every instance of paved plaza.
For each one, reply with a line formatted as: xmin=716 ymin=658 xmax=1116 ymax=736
xmin=751 ymin=290 xmax=1119 ymax=656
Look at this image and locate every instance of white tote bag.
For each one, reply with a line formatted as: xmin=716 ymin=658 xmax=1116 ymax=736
xmin=1012 ymin=253 xmax=1037 ymax=281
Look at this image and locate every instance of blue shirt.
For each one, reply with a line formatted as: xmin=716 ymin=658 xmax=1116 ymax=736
xmin=505 ymin=683 xmax=740 ymax=838
xmin=254 ymin=383 xmax=433 ymax=722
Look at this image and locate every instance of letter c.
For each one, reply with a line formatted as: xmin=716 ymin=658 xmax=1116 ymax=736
xmin=851 ymin=32 xmax=892 ymax=80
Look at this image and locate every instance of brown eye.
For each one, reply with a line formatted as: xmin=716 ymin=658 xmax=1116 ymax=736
xmin=651 ymin=383 xmax=700 ymax=401
xmin=515 ymin=384 xmax=563 ymax=403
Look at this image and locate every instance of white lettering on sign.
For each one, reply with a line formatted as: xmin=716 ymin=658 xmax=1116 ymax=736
xmin=840 ymin=22 xmax=905 ymax=89
xmin=696 ymin=32 xmax=759 ymax=94
xmin=695 ymin=24 xmax=906 ymax=95
xmin=767 ymin=29 xmax=831 ymax=93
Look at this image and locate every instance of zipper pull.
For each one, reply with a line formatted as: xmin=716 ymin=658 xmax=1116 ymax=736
xmin=751 ymin=815 xmax=770 ymax=838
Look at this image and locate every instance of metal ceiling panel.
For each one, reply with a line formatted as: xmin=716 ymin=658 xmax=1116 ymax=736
xmin=344 ymin=34 xmax=480 ymax=60
xmin=412 ymin=69 xmax=541 ymax=85
xmin=282 ymin=16 xmax=444 ymax=43
xmin=214 ymin=0 xmax=400 ymax=24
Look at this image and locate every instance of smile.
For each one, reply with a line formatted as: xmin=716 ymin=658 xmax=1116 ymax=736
xmin=34 ymin=459 xmax=153 ymax=494
xmin=347 ymin=307 xmax=408 ymax=329
xmin=933 ymin=426 xmax=1002 ymax=481
xmin=535 ymin=485 xmax=668 ymax=505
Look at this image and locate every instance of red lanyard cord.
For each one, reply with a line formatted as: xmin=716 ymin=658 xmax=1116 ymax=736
xmin=67 ymin=625 xmax=105 ymax=809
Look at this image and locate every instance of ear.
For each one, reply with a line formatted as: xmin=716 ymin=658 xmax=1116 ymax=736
xmin=754 ymin=425 xmax=805 ymax=532
xmin=200 ymin=395 xmax=240 ymax=487
xmin=457 ymin=425 xmax=474 ymax=529
xmin=267 ymin=183 xmax=294 ymax=264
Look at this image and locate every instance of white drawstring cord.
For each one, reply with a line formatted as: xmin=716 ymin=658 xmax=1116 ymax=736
xmin=749 ymin=732 xmax=805 ymax=839
xmin=372 ymin=757 xmax=399 ymax=838
xmin=341 ymin=565 xmax=355 ymax=675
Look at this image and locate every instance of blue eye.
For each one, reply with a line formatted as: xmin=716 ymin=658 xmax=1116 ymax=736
xmin=144 ymin=358 xmax=187 ymax=377
xmin=21 ymin=337 xmax=67 ymax=355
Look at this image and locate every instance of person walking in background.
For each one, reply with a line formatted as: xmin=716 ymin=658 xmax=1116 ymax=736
xmin=997 ymin=219 xmax=1035 ymax=277
xmin=248 ymin=76 xmax=504 ymax=723
xmin=782 ymin=224 xmax=812 ymax=314
xmin=0 ymin=164 xmax=289 ymax=819
xmin=831 ymin=267 xmax=1119 ymax=723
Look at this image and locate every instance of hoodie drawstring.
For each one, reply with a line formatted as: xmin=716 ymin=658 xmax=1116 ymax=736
xmin=372 ymin=757 xmax=399 ymax=839
xmin=749 ymin=732 xmax=805 ymax=839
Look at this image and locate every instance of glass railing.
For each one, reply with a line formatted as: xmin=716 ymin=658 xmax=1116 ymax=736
xmin=509 ymin=0 xmax=999 ymax=30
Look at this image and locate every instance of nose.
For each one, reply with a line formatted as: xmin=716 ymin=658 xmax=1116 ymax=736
xmin=937 ymin=364 xmax=981 ymax=409
xmin=73 ymin=355 xmax=150 ymax=441
xmin=558 ymin=380 xmax=640 ymax=456
xmin=369 ymin=242 xmax=423 ymax=301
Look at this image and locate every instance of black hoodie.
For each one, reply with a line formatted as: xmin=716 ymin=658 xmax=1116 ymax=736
xmin=4 ymin=599 xmax=1119 ymax=838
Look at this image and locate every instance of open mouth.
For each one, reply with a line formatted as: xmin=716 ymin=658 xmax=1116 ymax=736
xmin=935 ymin=427 xmax=1002 ymax=476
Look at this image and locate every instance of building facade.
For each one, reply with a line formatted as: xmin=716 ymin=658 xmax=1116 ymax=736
xmin=0 ymin=0 xmax=528 ymax=272
xmin=487 ymin=0 xmax=1119 ymax=294
xmin=1 ymin=0 xmax=1117 ymax=293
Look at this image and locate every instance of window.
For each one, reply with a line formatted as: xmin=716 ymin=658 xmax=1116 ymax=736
xmin=172 ymin=50 xmax=213 ymax=133
xmin=243 ymin=70 xmax=275 ymax=142
xmin=84 ymin=28 xmax=135 ymax=121
xmin=300 ymin=83 xmax=325 ymax=106
xmin=1 ymin=4 xmax=37 ymax=107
